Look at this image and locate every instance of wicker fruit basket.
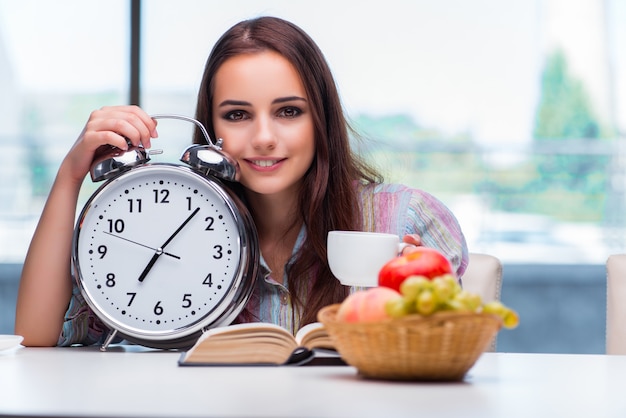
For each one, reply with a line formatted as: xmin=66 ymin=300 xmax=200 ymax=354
xmin=317 ymin=304 xmax=502 ymax=381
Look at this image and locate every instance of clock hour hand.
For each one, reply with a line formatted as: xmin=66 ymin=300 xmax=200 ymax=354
xmin=137 ymin=252 xmax=160 ymax=283
xmin=138 ymin=207 xmax=200 ymax=282
xmin=103 ymin=232 xmax=181 ymax=259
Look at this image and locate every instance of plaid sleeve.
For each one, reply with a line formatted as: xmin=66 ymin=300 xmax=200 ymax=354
xmin=404 ymin=188 xmax=469 ymax=277
xmin=359 ymin=183 xmax=468 ymax=277
xmin=57 ymin=282 xmax=112 ymax=346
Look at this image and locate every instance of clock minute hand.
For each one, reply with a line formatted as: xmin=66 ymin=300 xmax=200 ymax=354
xmin=138 ymin=207 xmax=201 ymax=283
xmin=103 ymin=232 xmax=181 ymax=259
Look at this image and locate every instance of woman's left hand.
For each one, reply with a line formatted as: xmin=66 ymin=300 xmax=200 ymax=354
xmin=401 ymin=234 xmax=422 ymax=255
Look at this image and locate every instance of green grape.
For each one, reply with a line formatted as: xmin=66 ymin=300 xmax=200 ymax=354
xmin=482 ymin=301 xmax=520 ymax=328
xmin=403 ymin=296 xmax=417 ymax=314
xmin=416 ymin=290 xmax=436 ymax=315
xmin=483 ymin=300 xmax=519 ymax=329
xmin=466 ymin=292 xmax=482 ymax=311
xmin=482 ymin=301 xmax=506 ymax=316
xmin=502 ymin=308 xmax=520 ymax=329
xmin=385 ymin=297 xmax=410 ymax=318
xmin=440 ymin=274 xmax=461 ymax=295
xmin=441 ymin=298 xmax=469 ymax=312
xmin=432 ymin=276 xmax=454 ymax=303
xmin=451 ymin=290 xmax=481 ymax=312
xmin=399 ymin=275 xmax=431 ymax=300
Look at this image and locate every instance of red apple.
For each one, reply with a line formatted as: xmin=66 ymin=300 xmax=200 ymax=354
xmin=378 ymin=247 xmax=454 ymax=292
xmin=336 ymin=287 xmax=401 ymax=322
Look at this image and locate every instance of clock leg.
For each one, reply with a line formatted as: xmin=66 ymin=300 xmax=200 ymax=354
xmin=100 ymin=329 xmax=119 ymax=352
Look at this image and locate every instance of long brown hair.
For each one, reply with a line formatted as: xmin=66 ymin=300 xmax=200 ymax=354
xmin=193 ymin=16 xmax=382 ymax=328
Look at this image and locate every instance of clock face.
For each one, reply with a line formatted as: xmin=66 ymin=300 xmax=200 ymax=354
xmin=73 ymin=164 xmax=248 ymax=342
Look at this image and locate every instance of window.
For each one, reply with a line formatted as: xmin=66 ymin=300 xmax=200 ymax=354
xmin=1 ymin=0 xmax=625 ymax=265
xmin=0 ymin=0 xmax=128 ymax=261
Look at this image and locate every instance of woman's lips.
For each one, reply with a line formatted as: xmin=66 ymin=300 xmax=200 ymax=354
xmin=244 ymin=158 xmax=286 ymax=171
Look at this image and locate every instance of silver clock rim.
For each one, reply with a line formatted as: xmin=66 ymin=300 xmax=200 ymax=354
xmin=71 ymin=163 xmax=259 ymax=348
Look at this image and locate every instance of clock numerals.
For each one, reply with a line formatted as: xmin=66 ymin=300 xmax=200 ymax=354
xmin=126 ymin=292 xmax=136 ymax=307
xmin=122 ymin=293 xmax=193 ymax=312
xmin=74 ymin=165 xmax=251 ymax=339
xmin=105 ymin=273 xmax=116 ymax=287
xmin=107 ymin=219 xmax=125 ymax=234
xmin=203 ymin=273 xmax=213 ymax=287
xmin=153 ymin=188 xmax=170 ymax=204
xmin=212 ymin=245 xmax=223 ymax=259
xmin=182 ymin=293 xmax=192 ymax=308
xmin=127 ymin=198 xmax=142 ymax=213
xmin=204 ymin=216 xmax=215 ymax=231
xmin=149 ymin=296 xmax=197 ymax=316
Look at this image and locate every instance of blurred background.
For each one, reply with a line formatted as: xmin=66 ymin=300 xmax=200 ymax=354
xmin=1 ymin=0 xmax=624 ymax=353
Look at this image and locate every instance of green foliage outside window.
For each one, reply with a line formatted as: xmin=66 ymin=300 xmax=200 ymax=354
xmin=354 ymin=49 xmax=613 ymax=224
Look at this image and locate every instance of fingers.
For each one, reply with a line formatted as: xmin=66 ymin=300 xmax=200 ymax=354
xmin=402 ymin=234 xmax=422 ymax=246
xmin=84 ymin=106 xmax=158 ymax=151
xmin=61 ymin=106 xmax=159 ymax=183
xmin=401 ymin=234 xmax=422 ymax=255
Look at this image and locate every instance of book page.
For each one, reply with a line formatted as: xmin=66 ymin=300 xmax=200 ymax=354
xmin=295 ymin=322 xmax=335 ymax=350
xmin=199 ymin=322 xmax=295 ymax=341
xmin=178 ymin=322 xmax=345 ymax=366
xmin=180 ymin=322 xmax=300 ymax=365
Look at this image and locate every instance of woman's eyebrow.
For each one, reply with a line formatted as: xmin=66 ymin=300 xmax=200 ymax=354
xmin=217 ymin=99 xmax=251 ymax=107
xmin=273 ymin=96 xmax=307 ymax=104
xmin=217 ymin=96 xmax=307 ymax=107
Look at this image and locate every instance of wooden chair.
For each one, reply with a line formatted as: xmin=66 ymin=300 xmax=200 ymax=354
xmin=462 ymin=253 xmax=504 ymax=351
xmin=606 ymin=254 xmax=626 ymax=354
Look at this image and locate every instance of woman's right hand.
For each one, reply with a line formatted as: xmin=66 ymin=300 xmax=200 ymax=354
xmin=61 ymin=105 xmax=158 ymax=184
xmin=16 ymin=105 xmax=158 ymax=346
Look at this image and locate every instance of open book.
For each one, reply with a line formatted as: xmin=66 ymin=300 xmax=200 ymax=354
xmin=178 ymin=322 xmax=344 ymax=366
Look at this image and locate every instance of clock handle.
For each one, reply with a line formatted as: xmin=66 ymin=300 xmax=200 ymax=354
xmin=150 ymin=114 xmax=220 ymax=149
xmin=149 ymin=114 xmax=241 ymax=182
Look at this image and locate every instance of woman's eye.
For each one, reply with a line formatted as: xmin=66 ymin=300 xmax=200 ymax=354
xmin=278 ymin=107 xmax=301 ymax=118
xmin=224 ymin=111 xmax=247 ymax=121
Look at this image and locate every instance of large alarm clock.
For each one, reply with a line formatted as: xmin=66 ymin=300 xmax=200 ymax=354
xmin=71 ymin=114 xmax=259 ymax=351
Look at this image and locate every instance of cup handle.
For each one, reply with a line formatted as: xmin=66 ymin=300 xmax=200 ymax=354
xmin=397 ymin=242 xmax=412 ymax=255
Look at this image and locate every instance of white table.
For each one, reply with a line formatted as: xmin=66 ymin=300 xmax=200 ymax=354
xmin=1 ymin=346 xmax=625 ymax=417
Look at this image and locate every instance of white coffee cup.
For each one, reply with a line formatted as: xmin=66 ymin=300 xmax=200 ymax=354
xmin=327 ymin=231 xmax=409 ymax=287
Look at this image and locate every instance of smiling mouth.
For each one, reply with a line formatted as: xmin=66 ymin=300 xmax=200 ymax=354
xmin=249 ymin=159 xmax=281 ymax=167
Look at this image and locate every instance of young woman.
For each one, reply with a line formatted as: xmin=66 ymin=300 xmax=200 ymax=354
xmin=15 ymin=16 xmax=468 ymax=347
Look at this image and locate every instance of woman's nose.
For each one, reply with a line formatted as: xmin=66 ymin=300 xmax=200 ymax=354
xmin=250 ymin=116 xmax=277 ymax=150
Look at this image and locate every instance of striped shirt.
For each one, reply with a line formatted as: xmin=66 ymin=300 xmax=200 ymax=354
xmin=58 ymin=182 xmax=467 ymax=346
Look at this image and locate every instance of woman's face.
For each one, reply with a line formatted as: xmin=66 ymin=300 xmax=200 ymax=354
xmin=212 ymin=51 xmax=315 ymax=199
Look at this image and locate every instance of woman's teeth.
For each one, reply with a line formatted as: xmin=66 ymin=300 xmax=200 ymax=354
xmin=253 ymin=160 xmax=278 ymax=167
